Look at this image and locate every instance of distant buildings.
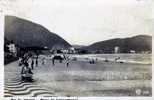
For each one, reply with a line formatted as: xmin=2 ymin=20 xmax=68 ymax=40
xmin=5 ymin=40 xmax=17 ymax=56
xmin=69 ymin=47 xmax=76 ymax=54
xmin=4 ymin=40 xmax=18 ymax=64
xmin=8 ymin=43 xmax=16 ymax=54
xmin=50 ymin=44 xmax=76 ymax=54
xmin=49 ymin=45 xmax=88 ymax=54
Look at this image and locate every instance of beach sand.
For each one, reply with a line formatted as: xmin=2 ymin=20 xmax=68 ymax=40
xmin=31 ymin=57 xmax=152 ymax=96
xmin=4 ymin=54 xmax=152 ymax=96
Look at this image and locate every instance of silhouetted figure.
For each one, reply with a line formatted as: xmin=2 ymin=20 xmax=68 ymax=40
xmin=52 ymin=58 xmax=55 ymax=66
xmin=104 ymin=58 xmax=109 ymax=62
xmin=31 ymin=59 xmax=34 ymax=70
xmin=89 ymin=59 xmax=95 ymax=64
xmin=35 ymin=58 xmax=38 ymax=67
xmin=18 ymin=57 xmax=22 ymax=66
xmin=66 ymin=60 xmax=69 ymax=67
xmin=42 ymin=57 xmax=45 ymax=65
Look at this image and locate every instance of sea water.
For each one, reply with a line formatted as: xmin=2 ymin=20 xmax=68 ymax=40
xmin=72 ymin=54 xmax=152 ymax=64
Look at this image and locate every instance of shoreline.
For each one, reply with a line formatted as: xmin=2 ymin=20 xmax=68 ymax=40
xmin=69 ymin=53 xmax=152 ymax=65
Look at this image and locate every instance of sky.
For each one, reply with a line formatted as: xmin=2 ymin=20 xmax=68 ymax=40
xmin=1 ymin=0 xmax=154 ymax=45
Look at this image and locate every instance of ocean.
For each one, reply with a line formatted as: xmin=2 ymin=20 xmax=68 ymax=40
xmin=72 ymin=54 xmax=152 ymax=64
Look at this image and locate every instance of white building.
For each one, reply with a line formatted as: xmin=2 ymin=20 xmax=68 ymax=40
xmin=69 ymin=47 xmax=76 ymax=54
xmin=7 ymin=43 xmax=16 ymax=55
xmin=114 ymin=46 xmax=120 ymax=53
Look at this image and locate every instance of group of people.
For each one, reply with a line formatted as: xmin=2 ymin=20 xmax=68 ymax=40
xmin=18 ymin=53 xmax=72 ymax=82
xmin=89 ymin=58 xmax=98 ymax=64
xmin=18 ymin=53 xmax=39 ymax=82
xmin=51 ymin=54 xmax=70 ymax=67
xmin=88 ymin=57 xmax=122 ymax=64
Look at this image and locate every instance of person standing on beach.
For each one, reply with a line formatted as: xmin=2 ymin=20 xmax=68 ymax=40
xmin=18 ymin=57 xmax=22 ymax=66
xmin=27 ymin=57 xmax=31 ymax=67
xmin=52 ymin=58 xmax=55 ymax=66
xmin=42 ymin=57 xmax=45 ymax=65
xmin=66 ymin=58 xmax=70 ymax=67
xmin=31 ymin=58 xmax=34 ymax=70
xmin=35 ymin=58 xmax=38 ymax=67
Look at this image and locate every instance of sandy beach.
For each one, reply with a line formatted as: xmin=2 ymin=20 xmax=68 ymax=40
xmin=5 ymin=54 xmax=152 ymax=96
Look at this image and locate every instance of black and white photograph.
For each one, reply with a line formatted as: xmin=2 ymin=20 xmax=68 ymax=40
xmin=1 ymin=0 xmax=153 ymax=98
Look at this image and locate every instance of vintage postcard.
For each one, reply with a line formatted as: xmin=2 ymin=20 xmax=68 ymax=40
xmin=0 ymin=0 xmax=153 ymax=100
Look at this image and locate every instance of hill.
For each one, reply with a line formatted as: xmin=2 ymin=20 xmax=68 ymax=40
xmin=5 ymin=15 xmax=71 ymax=49
xmin=84 ymin=35 xmax=152 ymax=53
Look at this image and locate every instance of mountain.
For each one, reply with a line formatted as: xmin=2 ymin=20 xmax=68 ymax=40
xmin=84 ymin=35 xmax=152 ymax=53
xmin=5 ymin=15 xmax=71 ymax=49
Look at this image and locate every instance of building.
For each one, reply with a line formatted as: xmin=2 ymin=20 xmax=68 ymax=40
xmin=114 ymin=46 xmax=120 ymax=53
xmin=69 ymin=47 xmax=75 ymax=54
xmin=7 ymin=43 xmax=17 ymax=56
